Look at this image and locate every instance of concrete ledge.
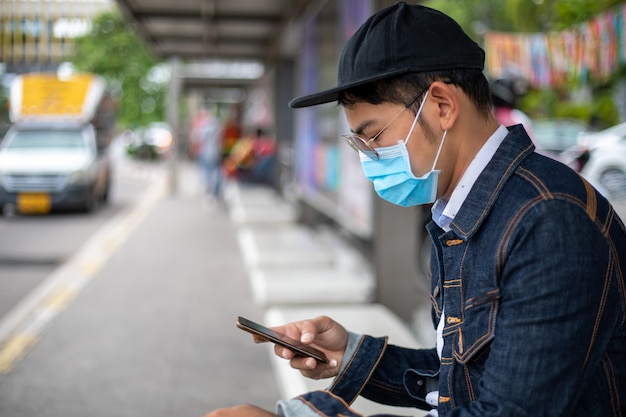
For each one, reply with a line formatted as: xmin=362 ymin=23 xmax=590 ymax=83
xmin=264 ymin=304 xmax=428 ymax=417
xmin=237 ymin=226 xmax=334 ymax=270
xmin=249 ymin=268 xmax=374 ymax=306
xmin=226 ymin=182 xmax=299 ymax=226
xmin=237 ymin=224 xmax=375 ymax=306
xmin=230 ymin=203 xmax=298 ymax=225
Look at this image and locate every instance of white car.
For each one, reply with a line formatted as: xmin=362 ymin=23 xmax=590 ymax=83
xmin=531 ymin=118 xmax=591 ymax=172
xmin=0 ymin=123 xmax=111 ymax=214
xmin=580 ymin=122 xmax=626 ymax=201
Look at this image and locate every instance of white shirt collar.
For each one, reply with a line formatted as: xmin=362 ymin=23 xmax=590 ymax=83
xmin=432 ymin=125 xmax=509 ymax=231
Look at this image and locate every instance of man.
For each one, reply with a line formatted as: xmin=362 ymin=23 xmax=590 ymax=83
xmin=205 ymin=2 xmax=626 ymax=416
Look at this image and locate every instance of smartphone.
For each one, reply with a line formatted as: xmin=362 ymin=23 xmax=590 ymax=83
xmin=236 ymin=316 xmax=329 ymax=363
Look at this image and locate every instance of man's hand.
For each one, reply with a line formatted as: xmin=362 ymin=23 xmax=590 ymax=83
xmin=203 ymin=404 xmax=278 ymax=417
xmin=254 ymin=316 xmax=349 ymax=380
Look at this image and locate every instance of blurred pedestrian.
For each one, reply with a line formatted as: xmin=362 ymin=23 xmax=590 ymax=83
xmin=222 ymin=127 xmax=276 ymax=185
xmin=195 ymin=111 xmax=224 ymax=203
xmin=489 ymin=67 xmax=535 ymax=139
xmin=220 ymin=114 xmax=242 ymax=161
xmin=204 ymin=2 xmax=626 ymax=417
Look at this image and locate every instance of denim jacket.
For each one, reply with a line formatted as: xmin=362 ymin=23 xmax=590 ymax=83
xmin=279 ymin=126 xmax=626 ymax=416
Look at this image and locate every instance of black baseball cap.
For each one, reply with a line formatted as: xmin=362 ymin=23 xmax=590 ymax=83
xmin=289 ymin=2 xmax=485 ymax=108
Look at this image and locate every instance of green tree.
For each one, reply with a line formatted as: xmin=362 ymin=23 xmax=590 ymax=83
xmin=71 ymin=11 xmax=166 ymax=128
xmin=553 ymin=0 xmax=623 ymax=30
xmin=0 ymin=83 xmax=9 ymax=138
xmin=423 ymin=0 xmax=623 ymax=35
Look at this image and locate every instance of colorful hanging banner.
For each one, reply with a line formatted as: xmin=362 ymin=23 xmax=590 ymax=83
xmin=485 ymin=3 xmax=626 ymax=87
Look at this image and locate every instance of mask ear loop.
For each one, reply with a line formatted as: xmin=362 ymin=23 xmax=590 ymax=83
xmin=431 ymin=130 xmax=447 ymax=171
xmin=403 ymin=91 xmax=429 ymax=145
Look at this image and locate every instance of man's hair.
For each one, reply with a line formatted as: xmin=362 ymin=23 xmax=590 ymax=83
xmin=339 ymin=69 xmax=493 ymax=118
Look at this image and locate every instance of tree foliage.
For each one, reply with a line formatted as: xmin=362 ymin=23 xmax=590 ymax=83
xmin=0 ymin=83 xmax=10 ymax=138
xmin=423 ymin=0 xmax=623 ymax=35
xmin=71 ymin=11 xmax=166 ymax=128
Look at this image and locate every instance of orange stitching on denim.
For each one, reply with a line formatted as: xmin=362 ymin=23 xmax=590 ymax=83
xmin=295 ymin=396 xmax=327 ymax=416
xmin=603 ymin=208 xmax=626 ymax=322
xmin=440 ymin=357 xmax=453 ymax=365
xmin=601 ymin=354 xmax=622 ymax=417
xmin=464 ymin=289 xmax=501 ymax=309
xmin=328 ymin=336 xmax=389 ymax=403
xmin=496 ymin=196 xmax=541 ymax=277
xmin=443 ymin=279 xmax=461 ymax=288
xmin=604 ymin=204 xmax=613 ymax=234
xmin=430 ymin=294 xmax=442 ymax=317
xmin=494 ymin=172 xmax=595 ymax=277
xmin=464 ymin=365 xmax=476 ymax=401
xmin=582 ymin=177 xmax=598 ymax=221
xmin=517 ymin=166 xmax=553 ymax=198
xmin=297 ymin=391 xmax=366 ymax=417
xmin=454 ymin=299 xmax=498 ymax=364
xmin=327 ymin=336 xmax=365 ymax=391
xmin=585 ymin=253 xmax=613 ymax=367
xmin=367 ymin=379 xmax=412 ymax=395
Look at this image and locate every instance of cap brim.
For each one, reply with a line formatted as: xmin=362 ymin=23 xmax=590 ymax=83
xmin=288 ymin=85 xmax=344 ymax=108
xmin=288 ymin=68 xmax=412 ymax=108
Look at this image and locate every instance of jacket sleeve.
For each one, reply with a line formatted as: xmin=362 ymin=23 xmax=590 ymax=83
xmin=327 ymin=334 xmax=440 ymax=411
xmin=276 ymin=332 xmax=440 ymax=416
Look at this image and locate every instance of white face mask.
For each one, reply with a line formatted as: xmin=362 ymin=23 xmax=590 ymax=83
xmin=360 ymin=91 xmax=447 ymax=207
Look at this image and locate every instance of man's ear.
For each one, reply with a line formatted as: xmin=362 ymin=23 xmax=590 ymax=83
xmin=429 ymin=81 xmax=459 ymax=131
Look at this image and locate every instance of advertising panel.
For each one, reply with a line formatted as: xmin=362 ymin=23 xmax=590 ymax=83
xmin=295 ymin=0 xmax=374 ymax=238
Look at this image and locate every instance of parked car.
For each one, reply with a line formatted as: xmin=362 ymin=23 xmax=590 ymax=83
xmin=531 ymin=118 xmax=592 ymax=172
xmin=0 ymin=123 xmax=111 ymax=214
xmin=580 ymin=122 xmax=626 ymax=201
xmin=125 ymin=122 xmax=173 ymax=160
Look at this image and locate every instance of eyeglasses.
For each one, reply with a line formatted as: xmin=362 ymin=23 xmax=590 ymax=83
xmin=341 ymin=88 xmax=428 ymax=160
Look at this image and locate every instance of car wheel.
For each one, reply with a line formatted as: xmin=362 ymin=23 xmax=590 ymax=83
xmin=1 ymin=203 xmax=16 ymax=216
xmin=600 ymin=168 xmax=626 ymax=201
xmin=81 ymin=187 xmax=98 ymax=213
xmin=101 ymin=174 xmax=111 ymax=203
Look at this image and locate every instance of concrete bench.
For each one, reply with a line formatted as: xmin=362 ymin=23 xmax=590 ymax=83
xmin=237 ymin=225 xmax=335 ymax=270
xmin=264 ymin=304 xmax=429 ymax=417
xmin=237 ymin=225 xmax=375 ymax=306
xmin=248 ymin=267 xmax=375 ymax=306
xmin=226 ymin=183 xmax=299 ymax=226
xmin=229 ymin=182 xmax=377 ymax=306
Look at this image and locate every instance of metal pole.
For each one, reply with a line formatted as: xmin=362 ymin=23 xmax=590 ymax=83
xmin=167 ymin=56 xmax=181 ymax=194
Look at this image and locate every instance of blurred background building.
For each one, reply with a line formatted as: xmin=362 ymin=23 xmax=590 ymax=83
xmin=0 ymin=0 xmax=113 ymax=73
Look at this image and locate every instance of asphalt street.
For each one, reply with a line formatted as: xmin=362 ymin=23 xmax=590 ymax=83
xmin=0 ymin=161 xmax=280 ymax=417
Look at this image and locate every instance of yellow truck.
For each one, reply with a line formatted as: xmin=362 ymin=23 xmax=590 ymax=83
xmin=0 ymin=72 xmax=116 ymax=214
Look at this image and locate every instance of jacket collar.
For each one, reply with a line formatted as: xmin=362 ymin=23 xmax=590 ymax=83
xmin=447 ymin=125 xmax=535 ymax=239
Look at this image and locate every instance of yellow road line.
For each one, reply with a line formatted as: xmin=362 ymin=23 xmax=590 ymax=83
xmin=0 ymin=334 xmax=39 ymax=374
xmin=0 ymin=177 xmax=168 ymax=374
xmin=41 ymin=287 xmax=79 ymax=312
xmin=79 ymin=258 xmax=105 ymax=277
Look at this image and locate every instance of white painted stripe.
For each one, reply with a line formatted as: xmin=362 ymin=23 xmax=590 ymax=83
xmin=0 ymin=176 xmax=167 ymax=373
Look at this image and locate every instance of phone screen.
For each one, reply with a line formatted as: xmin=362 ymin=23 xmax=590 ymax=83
xmin=236 ymin=316 xmax=328 ymax=363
